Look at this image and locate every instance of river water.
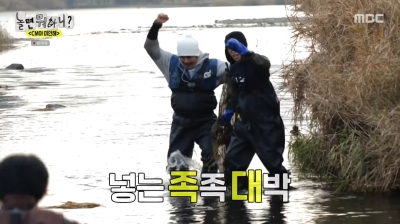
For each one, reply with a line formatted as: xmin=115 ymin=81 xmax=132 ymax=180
xmin=0 ymin=5 xmax=399 ymax=224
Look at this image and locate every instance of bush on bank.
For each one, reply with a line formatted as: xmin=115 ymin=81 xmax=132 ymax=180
xmin=0 ymin=24 xmax=13 ymax=53
xmin=280 ymin=0 xmax=400 ymax=193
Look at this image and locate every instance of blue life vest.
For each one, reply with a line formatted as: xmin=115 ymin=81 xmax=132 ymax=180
xmin=167 ymin=55 xmax=219 ymax=117
xmin=168 ymin=55 xmax=218 ymax=91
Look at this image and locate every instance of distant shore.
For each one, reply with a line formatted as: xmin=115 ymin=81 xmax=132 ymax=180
xmin=0 ymin=2 xmax=290 ymax=12
xmin=0 ymin=16 xmax=302 ymax=49
xmin=141 ymin=17 xmax=305 ymax=29
xmin=2 ymin=17 xmax=304 ymax=46
xmin=215 ymin=17 xmax=304 ymax=25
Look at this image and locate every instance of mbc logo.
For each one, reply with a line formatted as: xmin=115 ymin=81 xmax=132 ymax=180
xmin=354 ymin=14 xmax=384 ymax=23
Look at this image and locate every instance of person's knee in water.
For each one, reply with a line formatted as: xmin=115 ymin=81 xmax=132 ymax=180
xmin=144 ymin=13 xmax=229 ymax=173
xmin=0 ymin=154 xmax=79 ymax=224
xmin=220 ymin=31 xmax=289 ymax=190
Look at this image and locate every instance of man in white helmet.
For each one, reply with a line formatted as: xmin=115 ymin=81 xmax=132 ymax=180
xmin=144 ymin=13 xmax=229 ymax=173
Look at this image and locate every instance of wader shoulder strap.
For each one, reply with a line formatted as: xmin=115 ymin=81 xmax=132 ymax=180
xmin=195 ymin=58 xmax=211 ymax=88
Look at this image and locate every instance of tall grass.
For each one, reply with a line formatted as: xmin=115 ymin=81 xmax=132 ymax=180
xmin=280 ymin=0 xmax=400 ymax=193
xmin=0 ymin=23 xmax=13 ymax=53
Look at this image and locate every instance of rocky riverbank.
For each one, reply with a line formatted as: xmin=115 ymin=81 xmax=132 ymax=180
xmin=63 ymin=17 xmax=304 ymax=37
xmin=1 ymin=17 xmax=305 ymax=45
xmin=134 ymin=17 xmax=305 ymax=31
xmin=215 ymin=17 xmax=306 ymax=26
xmin=0 ymin=23 xmax=30 ymax=54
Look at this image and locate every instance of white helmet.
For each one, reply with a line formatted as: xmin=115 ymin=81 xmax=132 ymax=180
xmin=177 ymin=35 xmax=200 ymax=57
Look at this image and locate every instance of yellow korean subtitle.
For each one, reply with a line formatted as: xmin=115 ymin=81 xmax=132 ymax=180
xmin=248 ymin=169 xmax=262 ymax=203
xmin=232 ymin=170 xmax=263 ymax=203
xmin=232 ymin=171 xmax=247 ymax=201
xmin=168 ymin=170 xmax=198 ymax=203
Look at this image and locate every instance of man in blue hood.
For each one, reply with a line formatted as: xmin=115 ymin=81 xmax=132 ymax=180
xmin=220 ymin=31 xmax=289 ymax=190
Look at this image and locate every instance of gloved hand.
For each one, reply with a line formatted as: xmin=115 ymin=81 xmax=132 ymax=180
xmin=225 ymin=38 xmax=249 ymax=56
xmin=219 ymin=108 xmax=234 ymax=126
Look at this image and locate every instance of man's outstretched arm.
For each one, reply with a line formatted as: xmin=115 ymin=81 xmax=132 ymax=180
xmin=144 ymin=13 xmax=174 ymax=83
xmin=214 ymin=60 xmax=229 ymax=88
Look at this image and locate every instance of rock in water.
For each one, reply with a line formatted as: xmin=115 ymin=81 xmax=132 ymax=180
xmin=30 ymin=104 xmax=66 ymax=111
xmin=44 ymin=201 xmax=101 ymax=209
xmin=45 ymin=104 xmax=66 ymax=109
xmin=5 ymin=63 xmax=24 ymax=70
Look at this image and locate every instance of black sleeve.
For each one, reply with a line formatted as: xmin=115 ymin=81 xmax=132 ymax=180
xmin=227 ymin=76 xmax=238 ymax=111
xmin=245 ymin=52 xmax=271 ymax=79
xmin=147 ymin=20 xmax=163 ymax=40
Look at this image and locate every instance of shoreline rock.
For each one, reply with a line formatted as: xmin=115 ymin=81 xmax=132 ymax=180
xmin=30 ymin=104 xmax=66 ymax=112
xmin=5 ymin=63 xmax=24 ymax=70
xmin=2 ymin=17 xmax=307 ymax=44
xmin=44 ymin=201 xmax=101 ymax=209
xmin=134 ymin=17 xmax=306 ymax=31
xmin=215 ymin=17 xmax=306 ymax=25
xmin=215 ymin=17 xmax=304 ymax=24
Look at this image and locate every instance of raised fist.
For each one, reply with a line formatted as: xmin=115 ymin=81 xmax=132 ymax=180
xmin=156 ymin=13 xmax=169 ymax=23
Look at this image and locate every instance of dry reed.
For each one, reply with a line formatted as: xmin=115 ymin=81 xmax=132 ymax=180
xmin=281 ymin=0 xmax=400 ymax=193
xmin=212 ymin=65 xmax=240 ymax=173
xmin=0 ymin=23 xmax=13 ymax=53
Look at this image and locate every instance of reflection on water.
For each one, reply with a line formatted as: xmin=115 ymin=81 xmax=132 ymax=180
xmin=166 ymin=196 xmax=288 ymax=224
xmin=0 ymin=5 xmax=400 ymax=224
